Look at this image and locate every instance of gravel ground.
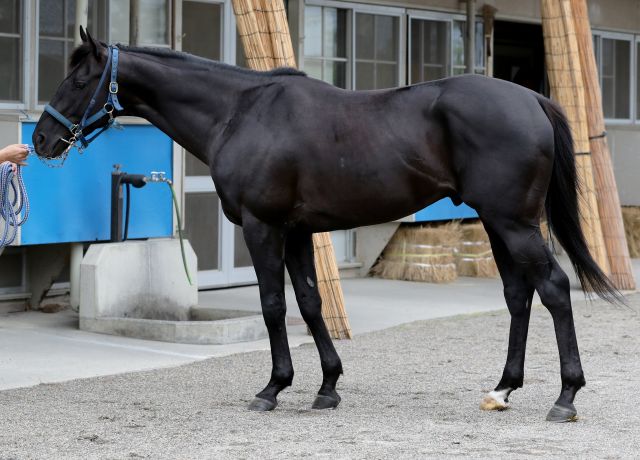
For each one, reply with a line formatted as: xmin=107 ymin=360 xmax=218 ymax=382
xmin=1 ymin=294 xmax=639 ymax=459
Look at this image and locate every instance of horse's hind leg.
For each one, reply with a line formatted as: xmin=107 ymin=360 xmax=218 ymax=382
xmin=480 ymin=225 xmax=534 ymax=411
xmin=285 ymin=229 xmax=342 ymax=409
xmin=242 ymin=214 xmax=294 ymax=411
xmin=488 ymin=220 xmax=585 ymax=421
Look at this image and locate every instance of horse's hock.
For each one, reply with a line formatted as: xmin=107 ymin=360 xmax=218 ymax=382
xmin=79 ymin=239 xmax=267 ymax=344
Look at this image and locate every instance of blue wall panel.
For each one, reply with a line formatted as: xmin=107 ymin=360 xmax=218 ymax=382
xmin=414 ymin=198 xmax=478 ymax=222
xmin=21 ymin=123 xmax=173 ymax=245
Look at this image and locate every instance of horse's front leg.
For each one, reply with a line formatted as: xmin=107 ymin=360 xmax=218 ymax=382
xmin=242 ymin=213 xmax=293 ymax=411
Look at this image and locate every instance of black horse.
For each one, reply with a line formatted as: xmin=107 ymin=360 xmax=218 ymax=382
xmin=33 ymin=30 xmax=619 ymax=422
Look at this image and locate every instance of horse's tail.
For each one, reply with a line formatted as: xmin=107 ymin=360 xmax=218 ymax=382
xmin=537 ymin=96 xmax=621 ymax=303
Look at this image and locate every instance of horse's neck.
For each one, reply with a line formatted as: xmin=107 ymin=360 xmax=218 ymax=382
xmin=117 ymin=50 xmax=258 ymax=159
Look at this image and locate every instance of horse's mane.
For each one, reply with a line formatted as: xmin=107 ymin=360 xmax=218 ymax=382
xmin=69 ymin=42 xmax=306 ymax=78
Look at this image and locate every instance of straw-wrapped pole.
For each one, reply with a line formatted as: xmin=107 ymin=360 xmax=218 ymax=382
xmin=540 ymin=0 xmax=610 ymax=276
xmin=232 ymin=0 xmax=352 ymax=339
xmin=570 ymin=0 xmax=635 ymax=290
xmin=232 ymin=0 xmax=273 ymax=70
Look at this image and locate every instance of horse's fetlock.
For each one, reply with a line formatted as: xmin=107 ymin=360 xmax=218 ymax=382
xmin=322 ymin=358 xmax=343 ymax=377
xmin=272 ymin=368 xmax=294 ymax=387
xmin=561 ymin=369 xmax=585 ymax=389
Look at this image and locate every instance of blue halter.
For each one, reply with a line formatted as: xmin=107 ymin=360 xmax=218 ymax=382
xmin=44 ymin=45 xmax=123 ymax=154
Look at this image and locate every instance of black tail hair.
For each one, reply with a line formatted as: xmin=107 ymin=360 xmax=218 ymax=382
xmin=537 ymin=96 xmax=622 ymax=303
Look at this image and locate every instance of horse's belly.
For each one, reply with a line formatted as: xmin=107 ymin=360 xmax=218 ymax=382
xmin=294 ymin=175 xmax=446 ymax=231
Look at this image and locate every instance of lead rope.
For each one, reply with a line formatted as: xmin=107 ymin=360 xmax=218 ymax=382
xmin=0 ymin=148 xmax=32 ymax=248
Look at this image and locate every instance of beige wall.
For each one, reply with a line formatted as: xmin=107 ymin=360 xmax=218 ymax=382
xmin=336 ymin=0 xmax=640 ymax=31
xmin=588 ymin=0 xmax=640 ymax=33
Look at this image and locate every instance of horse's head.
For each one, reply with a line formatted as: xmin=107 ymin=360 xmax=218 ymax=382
xmin=33 ymin=27 xmax=113 ymax=159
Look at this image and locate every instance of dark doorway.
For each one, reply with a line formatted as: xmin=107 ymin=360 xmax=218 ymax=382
xmin=494 ymin=21 xmax=547 ymax=95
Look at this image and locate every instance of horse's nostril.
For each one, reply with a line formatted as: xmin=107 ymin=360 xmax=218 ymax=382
xmin=36 ymin=133 xmax=46 ymax=145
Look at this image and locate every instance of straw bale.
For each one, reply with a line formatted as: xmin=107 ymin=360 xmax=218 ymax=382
xmin=372 ymin=223 xmax=460 ymax=284
xmin=622 ymin=207 xmax=640 ymax=259
xmin=455 ymin=222 xmax=498 ymax=278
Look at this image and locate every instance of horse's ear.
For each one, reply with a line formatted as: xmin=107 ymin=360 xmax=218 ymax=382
xmin=85 ymin=29 xmax=101 ymax=59
xmin=79 ymin=26 xmax=88 ymax=43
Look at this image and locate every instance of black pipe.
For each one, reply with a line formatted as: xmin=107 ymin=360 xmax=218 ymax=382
xmin=110 ymin=168 xmax=147 ymax=243
xmin=123 ymin=182 xmax=131 ymax=241
xmin=110 ymin=168 xmax=124 ymax=242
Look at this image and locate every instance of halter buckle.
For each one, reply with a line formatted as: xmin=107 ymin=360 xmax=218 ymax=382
xmin=109 ymin=82 xmax=119 ymax=94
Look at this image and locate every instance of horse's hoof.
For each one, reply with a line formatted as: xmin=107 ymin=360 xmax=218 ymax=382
xmin=480 ymin=390 xmax=509 ymax=411
xmin=312 ymin=393 xmax=341 ymax=410
xmin=248 ymin=397 xmax=277 ymax=412
xmin=546 ymin=403 xmax=578 ymax=422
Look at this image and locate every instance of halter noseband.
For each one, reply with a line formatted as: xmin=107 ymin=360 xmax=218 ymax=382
xmin=44 ymin=45 xmax=123 ymax=156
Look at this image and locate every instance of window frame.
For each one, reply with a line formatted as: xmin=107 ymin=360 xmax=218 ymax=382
xmin=592 ymin=29 xmax=634 ymax=125
xmin=36 ymin=0 xmax=80 ymax=107
xmin=635 ymin=35 xmax=640 ymax=123
xmin=0 ymin=0 xmax=30 ymax=110
xmin=304 ymin=0 xmax=406 ymax=90
xmin=302 ymin=4 xmax=351 ymax=88
xmin=407 ymin=9 xmax=485 ymax=85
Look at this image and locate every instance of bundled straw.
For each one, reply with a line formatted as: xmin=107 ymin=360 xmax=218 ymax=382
xmin=621 ymin=207 xmax=640 ymax=258
xmin=570 ymin=0 xmax=635 ymax=290
xmin=313 ymin=232 xmax=352 ymax=339
xmin=232 ymin=0 xmax=352 ymax=339
xmin=372 ymin=223 xmax=460 ymax=283
xmin=455 ymin=223 xmax=498 ymax=278
xmin=540 ymin=0 xmax=610 ymax=277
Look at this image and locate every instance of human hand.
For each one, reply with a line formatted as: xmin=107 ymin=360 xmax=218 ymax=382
xmin=0 ymin=144 xmax=29 ymax=165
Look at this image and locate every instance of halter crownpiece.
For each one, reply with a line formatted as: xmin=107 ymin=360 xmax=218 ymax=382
xmin=44 ymin=45 xmax=124 ymax=161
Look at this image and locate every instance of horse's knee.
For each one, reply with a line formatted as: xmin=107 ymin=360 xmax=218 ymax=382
xmin=261 ymin=292 xmax=286 ymax=327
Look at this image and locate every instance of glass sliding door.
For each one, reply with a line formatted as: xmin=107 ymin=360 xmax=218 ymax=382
xmin=181 ymin=0 xmax=256 ymax=288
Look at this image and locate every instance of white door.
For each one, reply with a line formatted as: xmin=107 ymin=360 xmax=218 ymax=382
xmin=181 ymin=0 xmax=256 ymax=288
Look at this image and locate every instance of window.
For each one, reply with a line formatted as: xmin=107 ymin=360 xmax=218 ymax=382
xmin=593 ymin=32 xmax=632 ymax=121
xmin=636 ymin=38 xmax=640 ymax=122
xmin=410 ymin=15 xmax=485 ymax=84
xmin=38 ymin=0 xmax=107 ymax=103
xmin=0 ymin=0 xmax=23 ymax=103
xmin=304 ymin=6 xmax=348 ymax=88
xmin=410 ymin=19 xmax=449 ymax=82
xmin=355 ymin=13 xmax=399 ymax=90
xmin=452 ymin=20 xmax=485 ymax=75
xmin=37 ymin=0 xmax=170 ymax=104
xmin=303 ymin=3 xmax=403 ymax=90
xmin=109 ymin=0 xmax=170 ymax=46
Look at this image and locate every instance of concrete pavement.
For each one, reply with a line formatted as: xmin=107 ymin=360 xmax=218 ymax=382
xmin=0 ymin=294 xmax=638 ymax=458
xmin=1 ymin=257 xmax=638 ymax=392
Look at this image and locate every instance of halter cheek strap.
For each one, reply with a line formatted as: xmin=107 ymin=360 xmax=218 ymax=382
xmin=44 ymin=45 xmax=123 ymax=153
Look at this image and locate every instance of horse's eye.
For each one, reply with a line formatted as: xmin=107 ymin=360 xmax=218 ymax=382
xmin=74 ymin=80 xmax=87 ymax=89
